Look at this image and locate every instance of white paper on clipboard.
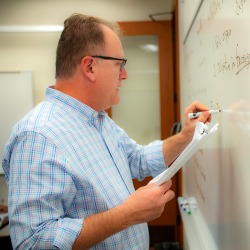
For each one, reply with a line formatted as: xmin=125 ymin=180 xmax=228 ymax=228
xmin=149 ymin=122 xmax=219 ymax=187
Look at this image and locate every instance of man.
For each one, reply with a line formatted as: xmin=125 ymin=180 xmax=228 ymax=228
xmin=2 ymin=14 xmax=211 ymax=249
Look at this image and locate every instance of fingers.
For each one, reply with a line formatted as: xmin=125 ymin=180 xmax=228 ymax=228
xmin=148 ymin=179 xmax=175 ymax=199
xmin=197 ymin=110 xmax=211 ymax=123
xmin=185 ymin=100 xmax=208 ymax=114
xmin=159 ymin=180 xmax=175 ymax=202
xmin=163 ymin=189 xmax=175 ymax=202
xmin=147 ymin=179 xmax=172 ymax=190
xmin=185 ymin=100 xmax=211 ymax=123
xmin=159 ymin=179 xmax=172 ymax=190
xmin=154 ymin=180 xmax=173 ymax=196
xmin=193 ymin=101 xmax=209 ymax=112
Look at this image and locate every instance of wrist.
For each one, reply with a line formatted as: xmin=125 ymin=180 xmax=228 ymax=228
xmin=179 ymin=124 xmax=194 ymax=142
xmin=115 ymin=203 xmax=135 ymax=229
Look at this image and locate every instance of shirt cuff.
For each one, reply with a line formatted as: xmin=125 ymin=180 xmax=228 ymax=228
xmin=54 ymin=218 xmax=83 ymax=250
xmin=145 ymin=140 xmax=167 ymax=177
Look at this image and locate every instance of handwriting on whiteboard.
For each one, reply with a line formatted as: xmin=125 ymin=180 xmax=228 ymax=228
xmin=208 ymin=0 xmax=248 ymax=21
xmin=236 ymin=0 xmax=248 ymax=15
xmin=213 ymin=44 xmax=250 ymax=76
xmin=213 ymin=29 xmax=232 ymax=51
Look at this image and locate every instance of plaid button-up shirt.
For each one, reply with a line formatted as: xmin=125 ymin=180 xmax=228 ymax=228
xmin=3 ymin=87 xmax=166 ymax=249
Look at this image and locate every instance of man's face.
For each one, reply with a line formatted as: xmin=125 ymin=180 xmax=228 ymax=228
xmin=93 ymin=25 xmax=128 ymax=111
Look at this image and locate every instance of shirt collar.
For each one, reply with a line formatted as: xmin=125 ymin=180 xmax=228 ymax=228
xmin=46 ymin=87 xmax=107 ymax=122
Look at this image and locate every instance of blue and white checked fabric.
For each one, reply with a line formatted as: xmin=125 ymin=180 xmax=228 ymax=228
xmin=2 ymin=87 xmax=166 ymax=249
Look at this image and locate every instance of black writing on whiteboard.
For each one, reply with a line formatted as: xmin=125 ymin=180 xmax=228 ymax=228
xmin=236 ymin=0 xmax=248 ymax=15
xmin=213 ymin=29 xmax=232 ymax=51
xmin=236 ymin=44 xmax=250 ymax=74
xmin=208 ymin=0 xmax=225 ymax=21
xmin=194 ymin=155 xmax=206 ymax=183
xmin=213 ymin=44 xmax=250 ymax=76
xmin=213 ymin=54 xmax=236 ymax=77
xmin=191 ymin=153 xmax=206 ymax=203
xmin=194 ymin=164 xmax=206 ymax=202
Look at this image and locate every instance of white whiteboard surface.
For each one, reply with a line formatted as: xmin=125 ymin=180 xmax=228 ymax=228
xmin=0 ymin=72 xmax=34 ymax=174
xmin=179 ymin=1 xmax=250 ymax=250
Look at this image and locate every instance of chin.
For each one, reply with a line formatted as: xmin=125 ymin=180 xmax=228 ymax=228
xmin=111 ymin=95 xmax=120 ymax=106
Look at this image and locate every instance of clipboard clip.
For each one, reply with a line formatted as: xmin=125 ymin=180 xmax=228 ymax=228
xmin=196 ymin=122 xmax=208 ymax=136
xmin=201 ymin=127 xmax=208 ymax=134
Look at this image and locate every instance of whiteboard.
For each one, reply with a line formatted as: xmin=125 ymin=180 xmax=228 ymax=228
xmin=0 ymin=72 xmax=34 ymax=174
xmin=178 ymin=0 xmax=203 ymax=45
xmin=179 ymin=1 xmax=250 ymax=250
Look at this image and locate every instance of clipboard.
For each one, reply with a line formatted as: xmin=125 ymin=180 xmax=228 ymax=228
xmin=149 ymin=122 xmax=219 ymax=186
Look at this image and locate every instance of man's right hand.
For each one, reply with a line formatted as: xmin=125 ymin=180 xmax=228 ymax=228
xmin=122 ymin=180 xmax=175 ymax=225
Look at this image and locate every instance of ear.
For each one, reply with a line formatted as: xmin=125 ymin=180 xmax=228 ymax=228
xmin=80 ymin=56 xmax=96 ymax=82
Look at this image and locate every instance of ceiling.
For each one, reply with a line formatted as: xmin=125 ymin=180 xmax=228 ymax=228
xmin=0 ymin=0 xmax=176 ymax=32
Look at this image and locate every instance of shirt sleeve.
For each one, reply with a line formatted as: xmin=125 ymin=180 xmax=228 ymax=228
xmin=112 ymin=123 xmax=167 ymax=180
xmin=6 ymin=132 xmax=83 ymax=250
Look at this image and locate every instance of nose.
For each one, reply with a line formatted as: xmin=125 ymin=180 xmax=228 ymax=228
xmin=120 ymin=67 xmax=128 ymax=80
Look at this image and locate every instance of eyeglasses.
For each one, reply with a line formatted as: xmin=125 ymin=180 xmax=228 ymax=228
xmin=92 ymin=55 xmax=127 ymax=71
